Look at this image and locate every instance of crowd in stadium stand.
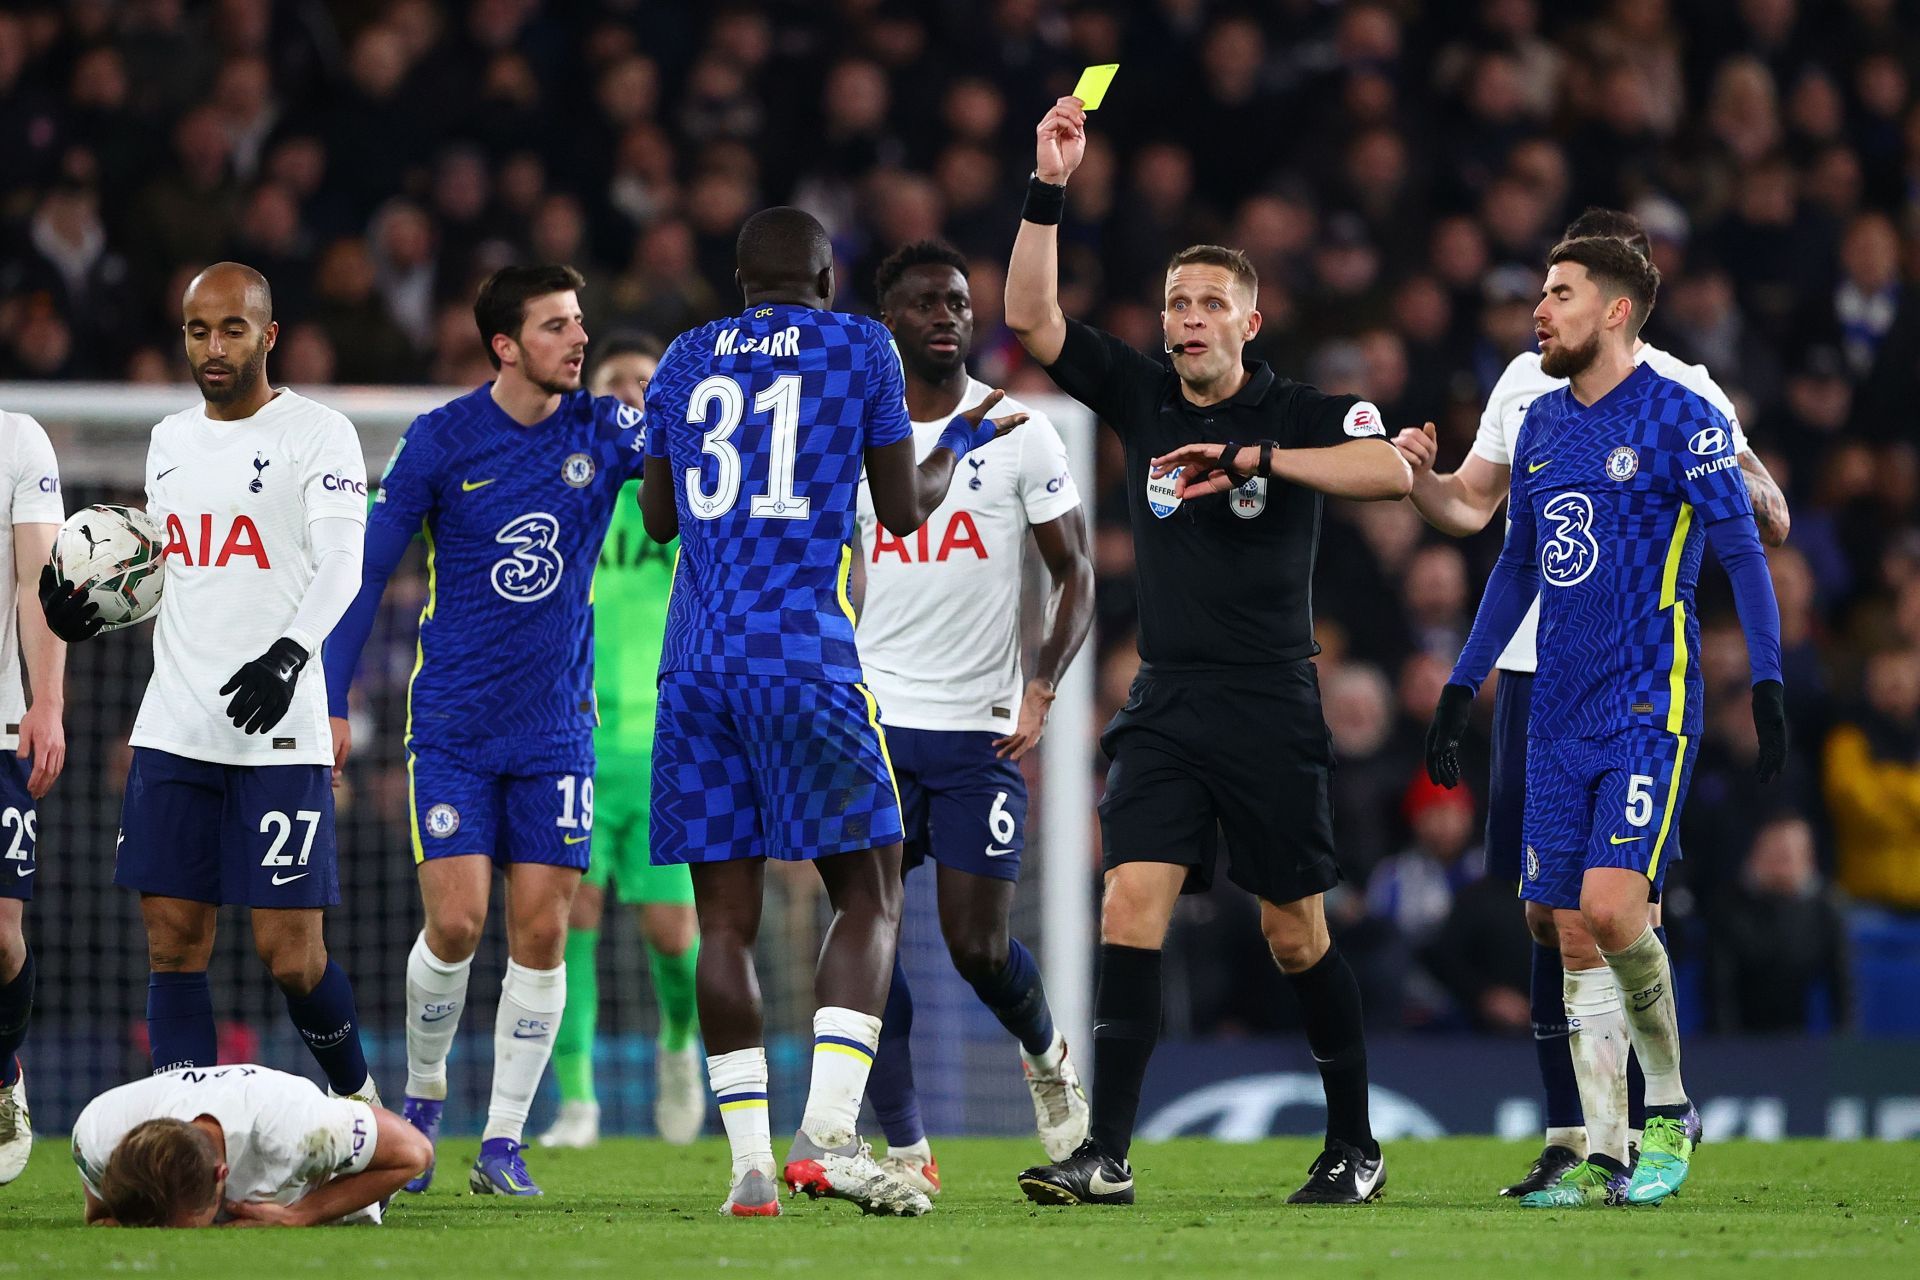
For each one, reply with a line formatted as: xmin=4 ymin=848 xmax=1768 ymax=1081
xmin=2 ymin=1 xmax=1916 ymax=1037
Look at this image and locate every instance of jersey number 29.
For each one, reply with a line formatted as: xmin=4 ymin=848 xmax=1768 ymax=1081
xmin=685 ymin=374 xmax=810 ymax=521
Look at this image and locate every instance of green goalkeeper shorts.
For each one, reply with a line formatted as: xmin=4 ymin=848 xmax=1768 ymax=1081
xmin=585 ymin=751 xmax=694 ymax=906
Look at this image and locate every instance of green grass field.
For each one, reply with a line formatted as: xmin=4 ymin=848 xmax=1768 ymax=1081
xmin=3 ymin=1137 xmax=1914 ymax=1278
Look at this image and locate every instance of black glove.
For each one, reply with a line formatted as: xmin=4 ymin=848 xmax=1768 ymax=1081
xmin=38 ymin=563 xmax=103 ymax=643
xmin=220 ymin=637 xmax=310 ymax=734
xmin=1425 ymin=682 xmax=1475 ymax=788
xmin=1752 ymin=678 xmax=1788 ymax=782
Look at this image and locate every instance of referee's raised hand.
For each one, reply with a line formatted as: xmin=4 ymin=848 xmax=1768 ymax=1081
xmin=1036 ymin=97 xmax=1088 ymax=185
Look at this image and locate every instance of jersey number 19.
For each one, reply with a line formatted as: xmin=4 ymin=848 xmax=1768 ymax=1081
xmin=686 ymin=374 xmax=809 ymax=522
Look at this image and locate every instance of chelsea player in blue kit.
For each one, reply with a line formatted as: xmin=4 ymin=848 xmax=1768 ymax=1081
xmin=324 ymin=265 xmax=646 ymax=1198
xmin=1428 ymin=237 xmax=1788 ymax=1208
xmin=638 ymin=207 xmax=1024 ymax=1218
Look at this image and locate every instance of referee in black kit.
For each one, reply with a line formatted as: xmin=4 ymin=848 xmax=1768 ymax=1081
xmin=1007 ymin=96 xmax=1412 ymax=1207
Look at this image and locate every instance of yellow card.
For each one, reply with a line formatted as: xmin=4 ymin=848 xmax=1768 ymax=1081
xmin=1072 ymin=64 xmax=1119 ymax=110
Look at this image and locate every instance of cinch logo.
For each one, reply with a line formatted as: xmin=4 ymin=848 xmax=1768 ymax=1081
xmin=164 ymin=513 xmax=271 ymax=568
xmin=37 ymin=476 xmax=57 ymax=493
xmin=870 ymin=511 xmax=987 ymax=563
xmin=321 ymin=473 xmax=368 ymax=494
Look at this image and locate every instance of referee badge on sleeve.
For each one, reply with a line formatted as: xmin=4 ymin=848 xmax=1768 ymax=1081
xmin=1147 ymin=466 xmax=1183 ymax=518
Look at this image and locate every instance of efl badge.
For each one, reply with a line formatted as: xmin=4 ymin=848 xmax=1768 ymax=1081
xmin=1147 ymin=466 xmax=1182 ymax=518
xmin=1231 ymin=475 xmax=1268 ymax=519
xmin=1606 ymin=446 xmax=1638 ymax=481
xmin=563 ymin=453 xmax=595 ymax=487
xmin=426 ymin=804 xmax=460 ymax=838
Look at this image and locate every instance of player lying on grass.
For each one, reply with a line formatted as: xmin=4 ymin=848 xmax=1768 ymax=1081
xmin=74 ymin=1064 xmax=429 ymax=1227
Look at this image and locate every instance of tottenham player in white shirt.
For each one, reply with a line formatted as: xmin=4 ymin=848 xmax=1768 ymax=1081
xmin=854 ymin=241 xmax=1096 ymax=1195
xmin=73 ymin=1063 xmax=429 ymax=1226
xmin=0 ymin=410 xmax=68 ymax=1184
xmin=40 ymin=264 xmax=379 ymax=1103
xmin=1392 ymin=210 xmax=1790 ymax=1198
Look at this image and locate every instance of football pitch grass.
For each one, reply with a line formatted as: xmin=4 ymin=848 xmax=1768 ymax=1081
xmin=4 ymin=1137 xmax=1914 ymax=1278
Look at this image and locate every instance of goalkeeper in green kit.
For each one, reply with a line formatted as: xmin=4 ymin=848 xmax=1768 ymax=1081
xmin=540 ymin=334 xmax=705 ymax=1148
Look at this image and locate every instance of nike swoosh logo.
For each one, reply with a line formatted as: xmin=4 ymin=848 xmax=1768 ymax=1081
xmin=15 ymin=865 xmax=34 ymax=877
xmin=511 ymin=1028 xmax=549 ymax=1039
xmin=564 ymin=834 xmax=589 ymax=845
xmin=1528 ymin=460 xmax=1553 ymax=473
xmin=1088 ymin=1169 xmax=1133 ymax=1194
xmin=271 ymin=870 xmax=310 ymax=885
xmin=984 ymin=845 xmax=1015 ymax=857
xmin=157 ymin=466 xmax=180 ymax=480
xmin=420 ymin=1009 xmax=456 ymax=1023
xmin=462 ymin=478 xmax=497 ymax=491
xmin=1609 ymin=834 xmax=1646 ymax=845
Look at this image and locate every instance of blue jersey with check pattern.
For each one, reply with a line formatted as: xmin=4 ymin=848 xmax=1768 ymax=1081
xmin=644 ymin=304 xmax=913 ymax=682
xmin=363 ymin=385 xmax=646 ymax=756
xmin=1495 ymin=363 xmax=1753 ymax=740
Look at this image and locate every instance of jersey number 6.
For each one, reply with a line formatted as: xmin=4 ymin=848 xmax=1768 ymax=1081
xmin=685 ymin=374 xmax=810 ymax=521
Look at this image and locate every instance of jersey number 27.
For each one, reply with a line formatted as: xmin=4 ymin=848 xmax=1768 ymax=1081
xmin=686 ymin=374 xmax=809 ymax=521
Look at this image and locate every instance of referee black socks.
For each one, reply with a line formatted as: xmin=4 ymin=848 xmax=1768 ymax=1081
xmin=1288 ymin=944 xmax=1379 ymax=1158
xmin=1089 ymin=943 xmax=1162 ymax=1160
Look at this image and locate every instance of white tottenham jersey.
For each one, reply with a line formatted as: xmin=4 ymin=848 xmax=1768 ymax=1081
xmin=855 ymin=379 xmax=1080 ymax=733
xmin=132 ymin=390 xmax=367 ymax=766
xmin=0 ymin=412 xmax=65 ymax=752
xmin=1470 ymin=345 xmax=1749 ymax=673
xmin=72 ymin=1064 xmax=377 ymax=1214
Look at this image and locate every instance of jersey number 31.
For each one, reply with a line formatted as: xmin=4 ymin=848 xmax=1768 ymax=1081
xmin=686 ymin=374 xmax=809 ymax=521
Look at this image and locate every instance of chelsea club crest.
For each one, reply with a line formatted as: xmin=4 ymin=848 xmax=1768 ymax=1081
xmin=1525 ymin=845 xmax=1539 ymax=880
xmin=563 ymin=452 xmax=595 ymax=487
xmin=1606 ymin=446 xmax=1638 ymax=481
xmin=426 ymin=804 xmax=460 ymax=838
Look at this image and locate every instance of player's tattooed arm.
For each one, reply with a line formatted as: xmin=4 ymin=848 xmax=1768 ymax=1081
xmin=1738 ymin=450 xmax=1791 ymax=547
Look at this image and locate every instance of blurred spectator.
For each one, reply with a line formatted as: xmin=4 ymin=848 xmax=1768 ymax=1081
xmin=1324 ymin=663 xmax=1402 ymax=882
xmin=308 ymin=237 xmax=419 ymax=384
xmin=1825 ymin=648 xmax=1920 ymax=910
xmin=1833 ymin=212 xmax=1902 ymax=378
xmin=1366 ymin=775 xmax=1486 ymax=950
xmin=131 ymin=106 xmax=240 ymax=289
xmin=1707 ymin=814 xmax=1849 ymax=1032
xmin=2 ymin=181 xmax=133 ymax=376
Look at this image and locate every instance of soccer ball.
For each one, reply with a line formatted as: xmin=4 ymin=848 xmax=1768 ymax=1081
xmin=50 ymin=504 xmax=167 ymax=633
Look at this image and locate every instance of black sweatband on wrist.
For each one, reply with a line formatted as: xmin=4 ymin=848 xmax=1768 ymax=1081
xmin=1022 ymin=173 xmax=1066 ymax=225
xmin=1257 ymin=439 xmax=1278 ymax=478
xmin=1214 ymin=441 xmax=1246 ymax=485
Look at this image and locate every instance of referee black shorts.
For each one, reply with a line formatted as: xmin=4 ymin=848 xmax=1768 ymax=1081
xmin=1097 ymin=659 xmax=1341 ymax=906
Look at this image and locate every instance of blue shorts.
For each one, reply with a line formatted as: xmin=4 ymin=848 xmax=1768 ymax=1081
xmin=0 ymin=756 xmax=38 ymax=901
xmin=890 ymin=727 xmax=1028 ymax=883
xmin=1522 ymin=728 xmax=1698 ymax=911
xmin=407 ymin=742 xmax=595 ymax=870
xmin=1484 ymin=671 xmax=1532 ymax=886
xmin=651 ymin=672 xmax=903 ymax=864
xmin=115 ymin=748 xmax=338 ymax=908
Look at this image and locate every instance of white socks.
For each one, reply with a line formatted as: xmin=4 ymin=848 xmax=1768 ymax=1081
xmin=708 ymin=1046 xmax=773 ymax=1179
xmin=405 ymin=932 xmax=472 ymax=1100
xmin=1603 ymin=925 xmax=1688 ymax=1108
xmin=483 ymin=960 xmax=566 ymax=1143
xmin=1564 ymin=964 xmax=1630 ymax=1165
xmin=1545 ymin=1125 xmax=1589 ymax=1157
xmin=800 ymin=1006 xmax=882 ymax=1147
xmin=1020 ymin=1028 xmax=1068 ymax=1075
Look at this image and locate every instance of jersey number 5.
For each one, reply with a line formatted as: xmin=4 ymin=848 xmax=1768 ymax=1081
xmin=685 ymin=374 xmax=809 ymax=521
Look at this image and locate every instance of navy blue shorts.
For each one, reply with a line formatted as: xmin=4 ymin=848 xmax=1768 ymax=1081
xmin=1522 ymin=728 xmax=1698 ymax=911
xmin=115 ymin=748 xmax=338 ymax=908
xmin=651 ymin=672 xmax=902 ymax=864
xmin=408 ymin=742 xmax=595 ymax=871
xmin=890 ymin=727 xmax=1028 ymax=883
xmin=1484 ymin=671 xmax=1533 ymax=886
xmin=0 ymin=755 xmax=38 ymax=901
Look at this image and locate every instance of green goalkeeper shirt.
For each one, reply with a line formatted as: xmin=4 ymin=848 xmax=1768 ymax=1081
xmin=594 ymin=480 xmax=675 ymax=753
